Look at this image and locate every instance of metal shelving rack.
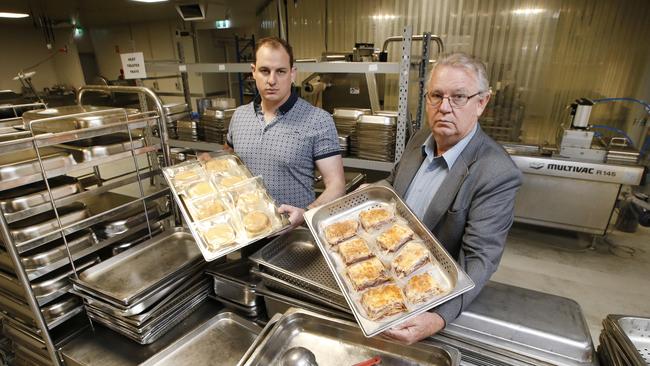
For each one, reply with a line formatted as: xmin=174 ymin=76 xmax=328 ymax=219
xmin=145 ymin=26 xmax=416 ymax=172
xmin=0 ymin=86 xmax=174 ymax=365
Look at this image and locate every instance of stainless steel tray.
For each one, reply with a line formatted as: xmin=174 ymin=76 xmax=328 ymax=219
xmin=41 ymin=294 xmax=81 ymax=324
xmin=73 ymin=261 xmax=205 ymax=316
xmin=241 ymin=307 xmax=460 ymax=366
xmin=444 ymin=281 xmax=596 ymax=365
xmin=87 ymin=289 xmax=208 ymax=345
xmin=0 ymin=291 xmax=81 ymax=329
xmin=0 ymin=257 xmax=97 ymax=304
xmin=110 ymin=223 xmax=164 ymax=255
xmin=22 ymin=105 xmax=135 ymax=132
xmin=606 ymin=315 xmax=650 ymax=365
xmin=0 ymin=176 xmax=80 ymax=215
xmin=56 ymin=134 xmax=145 ymax=163
xmin=140 ymin=312 xmax=262 ymax=366
xmin=86 ymin=275 xmax=209 ymax=327
xmin=210 ymin=295 xmax=260 ymax=317
xmin=94 ymin=201 xmax=160 ymax=238
xmin=249 ymin=227 xmax=347 ymax=306
xmin=163 ymin=103 xmax=189 ymax=115
xmin=72 ymin=228 xmax=201 ymax=306
xmin=0 ymin=147 xmax=76 ymax=189
xmin=256 ymin=283 xmax=353 ymax=321
xmin=4 ymin=202 xmax=90 ymax=243
xmin=304 ymin=185 xmax=475 ymax=337
xmin=85 ymin=280 xmax=211 ymax=334
xmin=206 ymin=261 xmax=259 ymax=307
xmin=20 ymin=230 xmax=98 ymax=271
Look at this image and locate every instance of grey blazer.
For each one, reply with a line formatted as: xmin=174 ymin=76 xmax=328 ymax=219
xmin=388 ymin=124 xmax=522 ymax=324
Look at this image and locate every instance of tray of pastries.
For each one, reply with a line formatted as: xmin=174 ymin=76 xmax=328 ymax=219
xmin=163 ymin=152 xmax=289 ymax=261
xmin=304 ymin=185 xmax=474 ymax=337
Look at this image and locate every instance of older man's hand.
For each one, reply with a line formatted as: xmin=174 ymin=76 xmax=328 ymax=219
xmin=382 ymin=312 xmax=445 ymax=345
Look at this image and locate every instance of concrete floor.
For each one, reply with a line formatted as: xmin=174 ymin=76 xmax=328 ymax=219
xmin=493 ymin=221 xmax=650 ymax=345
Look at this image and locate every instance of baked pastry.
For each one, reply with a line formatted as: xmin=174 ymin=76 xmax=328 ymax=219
xmin=404 ymin=273 xmax=444 ymax=304
xmin=243 ymin=210 xmax=271 ymax=236
xmin=392 ymin=241 xmax=431 ymax=278
xmin=346 ymin=257 xmax=390 ymax=291
xmin=237 ymin=190 xmax=263 ymax=206
xmin=187 ymin=182 xmax=216 ymax=198
xmin=324 ymin=220 xmax=359 ymax=246
xmin=203 ymin=223 xmax=236 ymax=250
xmin=205 ymin=158 xmax=234 ymax=173
xmin=191 ymin=199 xmax=224 ymax=220
xmin=337 ymin=237 xmax=374 ymax=265
xmin=376 ymin=224 xmax=414 ymax=252
xmin=360 ymin=283 xmax=407 ymax=320
xmin=220 ymin=175 xmax=246 ymax=187
xmin=359 ymin=208 xmax=393 ymax=230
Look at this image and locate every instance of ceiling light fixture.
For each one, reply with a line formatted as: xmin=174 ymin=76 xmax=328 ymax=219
xmin=512 ymin=8 xmax=545 ymax=16
xmin=0 ymin=12 xmax=30 ymax=18
xmin=132 ymin=0 xmax=168 ymax=3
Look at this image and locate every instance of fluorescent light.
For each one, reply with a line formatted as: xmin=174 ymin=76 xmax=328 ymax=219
xmin=371 ymin=14 xmax=398 ymax=20
xmin=0 ymin=12 xmax=29 ymax=18
xmin=132 ymin=0 xmax=168 ymax=3
xmin=512 ymin=8 xmax=545 ymax=16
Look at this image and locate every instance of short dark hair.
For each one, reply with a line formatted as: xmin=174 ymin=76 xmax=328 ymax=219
xmin=254 ymin=37 xmax=294 ymax=67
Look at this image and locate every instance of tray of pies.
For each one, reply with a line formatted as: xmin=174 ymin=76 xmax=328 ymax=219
xmin=304 ymin=185 xmax=474 ymax=337
xmin=162 ymin=152 xmax=289 ymax=262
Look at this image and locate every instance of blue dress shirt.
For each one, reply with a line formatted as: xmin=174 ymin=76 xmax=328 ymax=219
xmin=404 ymin=124 xmax=478 ymax=219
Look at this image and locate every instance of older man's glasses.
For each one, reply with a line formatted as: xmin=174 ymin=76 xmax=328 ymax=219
xmin=425 ymin=91 xmax=482 ymax=108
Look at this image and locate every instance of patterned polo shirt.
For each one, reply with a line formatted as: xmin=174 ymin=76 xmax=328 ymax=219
xmin=226 ymin=92 xmax=341 ymax=209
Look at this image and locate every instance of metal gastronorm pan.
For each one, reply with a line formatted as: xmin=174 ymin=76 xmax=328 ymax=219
xmin=139 ymin=312 xmax=261 ymax=366
xmin=303 ymin=185 xmax=474 ymax=337
xmin=71 ymin=228 xmax=202 ymax=306
xmin=241 ymin=307 xmax=460 ymax=366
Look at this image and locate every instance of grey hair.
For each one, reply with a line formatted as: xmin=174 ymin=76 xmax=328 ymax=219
xmin=429 ymin=53 xmax=490 ymax=94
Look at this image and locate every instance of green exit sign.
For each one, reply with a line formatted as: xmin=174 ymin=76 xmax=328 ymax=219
xmin=215 ymin=20 xmax=231 ymax=29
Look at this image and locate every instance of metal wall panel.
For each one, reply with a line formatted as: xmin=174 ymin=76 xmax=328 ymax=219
xmin=259 ymin=0 xmax=650 ymax=144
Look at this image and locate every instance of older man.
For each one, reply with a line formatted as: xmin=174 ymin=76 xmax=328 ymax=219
xmin=383 ymin=53 xmax=522 ymax=344
xmin=226 ymin=37 xmax=346 ymax=227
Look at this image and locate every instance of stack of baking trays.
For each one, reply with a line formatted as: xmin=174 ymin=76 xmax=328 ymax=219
xmin=198 ymin=107 xmax=235 ymax=144
xmin=598 ymin=314 xmax=650 ymax=366
xmin=162 ymin=103 xmax=190 ymax=139
xmin=175 ymin=119 xmax=199 ymax=142
xmin=356 ymin=112 xmax=397 ymax=162
xmin=205 ymin=260 xmax=263 ymax=319
xmin=70 ymin=228 xmax=210 ymax=345
xmin=332 ymin=108 xmax=370 ymax=157
xmin=0 ymin=104 xmax=173 ymax=363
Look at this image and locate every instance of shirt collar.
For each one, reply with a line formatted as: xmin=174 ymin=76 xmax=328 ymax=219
xmin=421 ymin=123 xmax=478 ymax=169
xmin=253 ymin=90 xmax=299 ymax=115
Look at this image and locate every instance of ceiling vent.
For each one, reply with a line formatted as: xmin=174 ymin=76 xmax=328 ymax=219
xmin=175 ymin=3 xmax=206 ymax=21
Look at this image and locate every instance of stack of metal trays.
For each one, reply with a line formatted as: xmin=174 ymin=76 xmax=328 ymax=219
xmin=253 ymin=231 xmax=598 ymax=366
xmin=139 ymin=312 xmax=262 ymax=366
xmin=0 ymin=127 xmax=31 ymax=143
xmin=338 ymin=133 xmax=349 ymax=156
xmin=357 ymin=113 xmax=397 ymax=162
xmin=176 ymin=119 xmax=199 ymax=142
xmin=239 ymin=307 xmax=461 ymax=366
xmin=163 ymin=103 xmax=191 ymax=139
xmin=599 ymin=314 xmax=649 ymax=366
xmin=206 ymin=260 xmax=263 ymax=318
xmin=70 ymin=229 xmax=209 ymax=344
xmin=0 ymin=230 xmax=98 ymax=276
xmin=332 ymin=108 xmax=370 ymax=157
xmin=248 ymin=227 xmax=350 ymax=313
xmin=199 ymin=108 xmax=235 ymax=144
xmin=438 ymin=281 xmax=598 ymax=366
xmin=0 ymin=291 xmax=83 ymax=330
